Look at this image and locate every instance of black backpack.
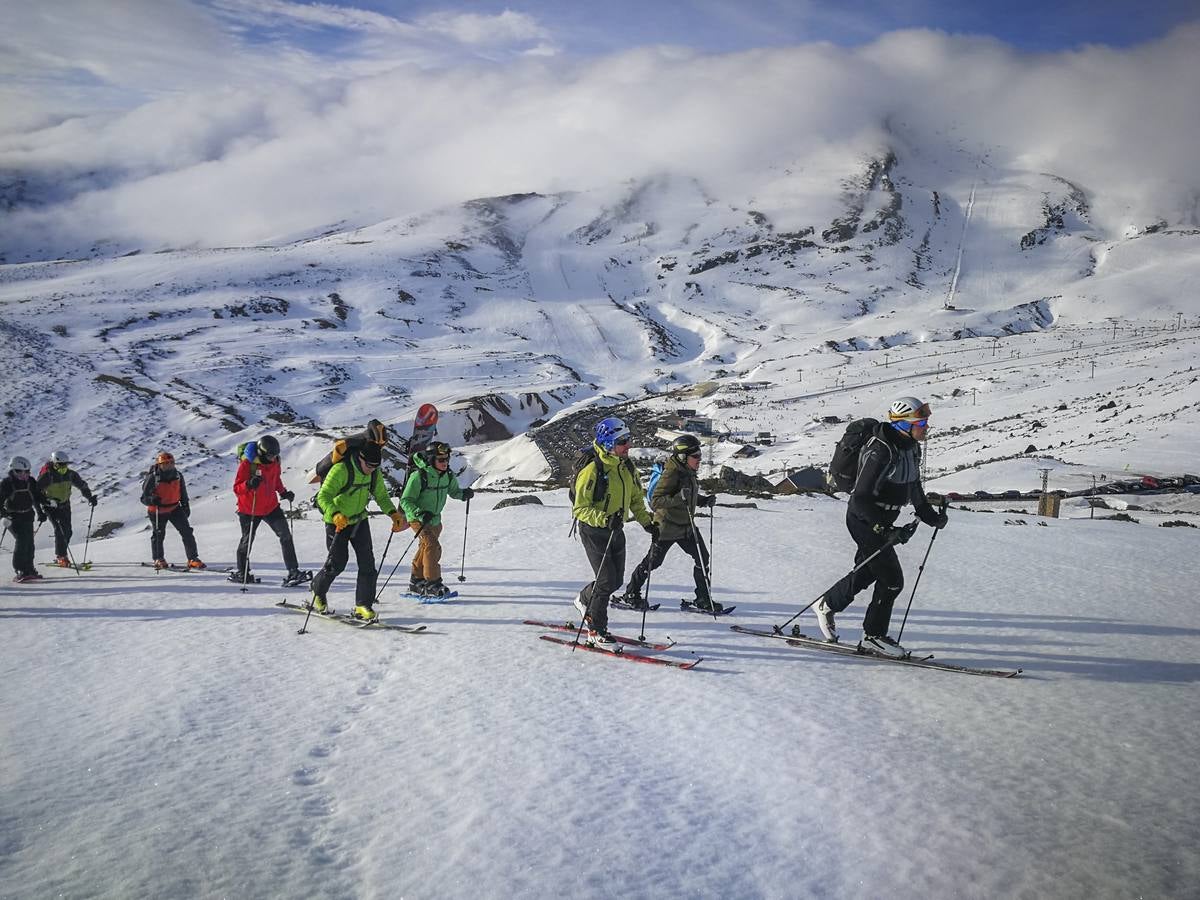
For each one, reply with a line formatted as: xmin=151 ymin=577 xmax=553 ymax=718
xmin=568 ymin=445 xmax=635 ymax=505
xmin=828 ymin=418 xmax=882 ymax=492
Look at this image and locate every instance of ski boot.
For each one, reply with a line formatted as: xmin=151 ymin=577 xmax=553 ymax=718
xmin=187 ymin=558 xmax=207 ymax=570
xmin=421 ymin=579 xmax=453 ymax=600
xmin=691 ymin=595 xmax=724 ymax=613
xmin=153 ymin=559 xmax=170 ymax=570
xmin=310 ymin=594 xmax=329 ymax=614
xmin=812 ymin=597 xmax=838 ymax=642
xmin=352 ymin=605 xmax=378 ymax=623
xmin=859 ymin=634 xmax=909 ymax=659
xmin=54 ymin=556 xmax=71 ymax=568
xmin=611 ymin=590 xmax=649 ymax=611
xmin=586 ymin=629 xmax=619 ymax=652
xmin=282 ymin=569 xmax=312 ymax=588
xmin=408 ymin=576 xmax=427 ymax=595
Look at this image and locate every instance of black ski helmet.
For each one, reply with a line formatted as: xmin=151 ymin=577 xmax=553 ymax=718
xmin=672 ymin=434 xmax=702 ymax=458
xmin=257 ymin=434 xmax=280 ymax=460
xmin=427 ymin=441 xmax=452 ymax=461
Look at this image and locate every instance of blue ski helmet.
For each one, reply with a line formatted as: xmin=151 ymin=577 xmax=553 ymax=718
xmin=594 ymin=416 xmax=631 ymax=451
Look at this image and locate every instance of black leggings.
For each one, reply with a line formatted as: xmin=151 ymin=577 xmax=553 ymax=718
xmin=823 ymin=513 xmax=905 ymax=637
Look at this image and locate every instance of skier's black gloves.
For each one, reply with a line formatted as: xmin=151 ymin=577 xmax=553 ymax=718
xmin=247 ymin=474 xmax=263 ymax=489
xmin=87 ymin=495 xmax=98 ymax=507
xmin=37 ymin=509 xmax=47 ymax=523
xmin=460 ymin=488 xmax=475 ymax=501
xmin=874 ymin=522 xmax=912 ymax=544
xmin=932 ymin=510 xmax=949 ymax=529
xmin=699 ymin=494 xmax=716 ymax=508
xmin=280 ymin=490 xmax=295 ymax=503
xmin=607 ymin=512 xmax=624 ymax=530
xmin=643 ymin=522 xmax=660 ymax=541
xmin=420 ymin=510 xmax=435 ymax=524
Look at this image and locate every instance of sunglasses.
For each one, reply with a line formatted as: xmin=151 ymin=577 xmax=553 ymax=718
xmin=613 ymin=436 xmax=630 ymax=446
xmin=687 ymin=451 xmax=702 ymax=460
xmin=910 ymin=418 xmax=929 ymax=428
xmin=12 ymin=469 xmax=29 ymax=474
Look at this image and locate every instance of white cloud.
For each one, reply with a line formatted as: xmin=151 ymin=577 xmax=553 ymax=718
xmin=416 ymin=9 xmax=553 ymax=46
xmin=1 ymin=18 xmax=1198 ymax=259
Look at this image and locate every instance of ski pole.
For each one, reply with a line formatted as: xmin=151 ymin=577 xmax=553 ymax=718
xmin=374 ymin=521 xmax=424 ymax=602
xmin=240 ymin=492 xmax=258 ymax=593
xmin=457 ymin=495 xmax=470 ymax=583
xmin=685 ymin=506 xmax=717 ymax=619
xmin=708 ymin=497 xmax=715 ymax=580
xmin=639 ymin=548 xmax=654 ymax=642
xmin=896 ymin=503 xmax=947 ymax=644
xmin=572 ymin=519 xmax=618 ymax=651
xmin=772 ymin=519 xmax=918 ymax=634
xmin=299 ymin=520 xmax=362 ymax=635
xmin=82 ymin=502 xmax=95 ymax=569
xmin=373 ymin=526 xmax=396 ymax=596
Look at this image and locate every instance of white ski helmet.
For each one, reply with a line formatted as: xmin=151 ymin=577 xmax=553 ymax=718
xmin=50 ymin=450 xmax=70 ymax=464
xmin=8 ymin=455 xmax=31 ymax=472
xmin=888 ymin=397 xmax=931 ymax=422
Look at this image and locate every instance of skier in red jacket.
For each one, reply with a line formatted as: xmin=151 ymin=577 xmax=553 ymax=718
xmin=232 ymin=435 xmax=308 ymax=587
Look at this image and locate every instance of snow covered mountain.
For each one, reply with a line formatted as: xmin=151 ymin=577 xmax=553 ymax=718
xmin=2 ymin=137 xmax=1198 ymax=538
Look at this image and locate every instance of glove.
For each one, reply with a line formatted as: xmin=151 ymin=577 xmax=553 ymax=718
xmin=37 ymin=509 xmax=47 ymax=523
xmin=643 ymin=522 xmax=660 ymax=541
xmin=332 ymin=513 xmax=349 ymax=532
xmin=420 ymin=511 xmax=435 ymax=524
xmin=607 ymin=512 xmax=624 ymax=530
xmin=699 ymin=494 xmax=716 ymax=509
xmin=280 ymin=490 xmax=295 ymax=503
xmin=873 ymin=522 xmax=914 ymax=545
xmin=931 ymin=510 xmax=949 ymax=530
xmin=390 ymin=511 xmax=406 ymax=533
xmin=46 ymin=498 xmax=59 ymax=509
xmin=87 ymin=495 xmax=98 ymax=507
xmin=247 ymin=474 xmax=263 ymax=489
xmin=460 ymin=488 xmax=475 ymax=501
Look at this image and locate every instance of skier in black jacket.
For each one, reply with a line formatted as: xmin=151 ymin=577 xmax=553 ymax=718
xmin=814 ymin=397 xmax=948 ymax=657
xmin=1 ymin=455 xmax=51 ymax=581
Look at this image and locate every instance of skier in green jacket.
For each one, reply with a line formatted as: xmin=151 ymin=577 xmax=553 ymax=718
xmin=399 ymin=441 xmax=473 ymax=599
xmin=311 ymin=443 xmax=406 ymax=622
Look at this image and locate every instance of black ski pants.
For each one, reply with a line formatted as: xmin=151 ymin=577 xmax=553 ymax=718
xmin=7 ymin=512 xmax=36 ymax=576
xmin=823 ymin=512 xmax=905 ymax=638
xmin=626 ymin=531 xmax=710 ymax=601
xmin=149 ymin=508 xmax=199 ymax=562
xmin=578 ymin=521 xmax=625 ymax=632
xmin=312 ymin=521 xmax=377 ymax=609
xmin=236 ymin=507 xmax=298 ymax=574
xmin=48 ymin=504 xmax=73 ymax=557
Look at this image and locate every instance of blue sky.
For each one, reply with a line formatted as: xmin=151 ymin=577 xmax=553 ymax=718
xmin=217 ymin=0 xmax=1199 ymax=55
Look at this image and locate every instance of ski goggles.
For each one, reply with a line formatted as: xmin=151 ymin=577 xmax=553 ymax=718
xmin=613 ymin=436 xmax=631 ymax=447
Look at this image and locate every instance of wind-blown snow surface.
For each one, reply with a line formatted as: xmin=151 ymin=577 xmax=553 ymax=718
xmin=2 ymin=493 xmax=1198 ymax=898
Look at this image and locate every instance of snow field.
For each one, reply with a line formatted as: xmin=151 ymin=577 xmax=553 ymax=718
xmin=2 ymin=492 xmax=1197 ymax=898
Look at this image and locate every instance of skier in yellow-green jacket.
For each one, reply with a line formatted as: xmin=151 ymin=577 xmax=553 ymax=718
xmin=570 ymin=416 xmax=657 ymax=650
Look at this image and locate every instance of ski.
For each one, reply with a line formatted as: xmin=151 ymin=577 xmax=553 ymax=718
xmin=523 ymin=620 xmax=676 ymax=651
xmin=609 ymin=597 xmax=661 ymax=612
xmin=537 ymin=634 xmax=700 ymax=669
xmin=12 ymin=574 xmax=44 ymax=583
xmin=275 ymin=600 xmax=428 ymax=633
xmin=41 ymin=560 xmax=93 ymax=571
xmin=729 ymin=625 xmax=1022 ymax=678
xmin=680 ymin=600 xmax=736 ymax=616
xmin=138 ymin=562 xmax=211 ymax=574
